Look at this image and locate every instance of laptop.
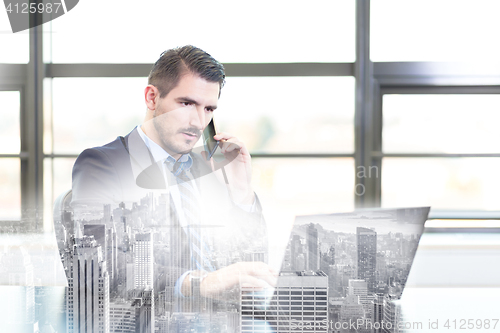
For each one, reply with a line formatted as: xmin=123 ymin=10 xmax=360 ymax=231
xmin=241 ymin=207 xmax=429 ymax=332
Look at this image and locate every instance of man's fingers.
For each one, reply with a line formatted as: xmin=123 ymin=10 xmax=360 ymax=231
xmin=238 ymin=262 xmax=278 ymax=287
xmin=251 ymin=270 xmax=278 ymax=287
xmin=213 ymin=132 xmax=234 ymax=141
xmin=220 ymin=141 xmax=242 ymax=154
xmin=213 ymin=132 xmax=249 ymax=156
xmin=199 ymin=262 xmax=278 ymax=301
xmin=239 ymin=275 xmax=273 ymax=290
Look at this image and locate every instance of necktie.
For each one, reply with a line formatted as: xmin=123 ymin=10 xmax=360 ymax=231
xmin=170 ymin=160 xmax=215 ymax=272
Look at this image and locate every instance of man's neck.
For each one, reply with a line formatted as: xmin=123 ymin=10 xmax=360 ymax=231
xmin=139 ymin=124 xmax=182 ymax=161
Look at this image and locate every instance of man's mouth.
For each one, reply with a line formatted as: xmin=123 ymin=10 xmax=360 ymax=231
xmin=181 ymin=132 xmax=199 ymax=140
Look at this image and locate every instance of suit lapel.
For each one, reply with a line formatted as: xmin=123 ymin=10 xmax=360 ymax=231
xmin=126 ymin=128 xmax=167 ymax=190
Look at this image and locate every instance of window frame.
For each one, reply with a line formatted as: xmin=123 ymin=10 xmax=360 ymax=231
xmin=375 ymin=84 xmax=500 ymax=219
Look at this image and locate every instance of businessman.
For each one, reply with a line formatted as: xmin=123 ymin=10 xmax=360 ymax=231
xmin=71 ymin=45 xmax=276 ymax=317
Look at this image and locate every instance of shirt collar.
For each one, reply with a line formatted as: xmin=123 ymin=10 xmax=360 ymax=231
xmin=136 ymin=125 xmax=193 ymax=174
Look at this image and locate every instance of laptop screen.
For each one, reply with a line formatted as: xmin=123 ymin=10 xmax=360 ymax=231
xmin=251 ymin=207 xmax=430 ymax=331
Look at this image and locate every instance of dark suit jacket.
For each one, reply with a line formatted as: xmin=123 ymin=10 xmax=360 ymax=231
xmin=71 ymin=127 xmax=267 ymax=307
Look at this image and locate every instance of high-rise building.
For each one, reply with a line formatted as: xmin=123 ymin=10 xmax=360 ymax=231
xmin=84 ymin=223 xmax=119 ymax=293
xmin=357 ymin=227 xmax=377 ymax=292
xmin=132 ymin=288 xmax=154 ymax=333
xmin=241 ymin=271 xmax=328 ymax=333
xmin=306 ymin=224 xmax=319 ymax=271
xmin=84 ymin=224 xmax=107 ymax=267
xmin=134 ymin=233 xmax=153 ymax=289
xmin=289 ymin=234 xmax=302 ymax=271
xmin=328 ymin=297 xmax=344 ymax=333
xmin=372 ymin=294 xmax=385 ymax=333
xmin=109 ymin=301 xmax=135 ymax=333
xmin=67 ymin=236 xmax=110 ymax=333
xmin=340 ymin=294 xmax=365 ymax=320
xmin=383 ymin=295 xmax=401 ymax=333
xmin=156 ymin=315 xmax=169 ymax=333
xmin=348 ymin=279 xmax=374 ymax=321
xmin=320 ymin=245 xmax=335 ymax=273
xmin=103 ymin=204 xmax=111 ymax=224
xmin=106 ymin=226 xmax=118 ymax=291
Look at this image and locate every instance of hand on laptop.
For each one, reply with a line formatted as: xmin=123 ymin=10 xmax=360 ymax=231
xmin=183 ymin=261 xmax=278 ymax=300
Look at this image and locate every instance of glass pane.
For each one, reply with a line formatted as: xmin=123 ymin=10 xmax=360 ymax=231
xmin=383 ymin=94 xmax=500 ymax=154
xmin=0 ymin=91 xmax=20 ymax=154
xmin=252 ymin=158 xmax=354 ymax=228
xmin=371 ymin=0 xmax=500 ymax=62
xmin=43 ymin=79 xmax=53 ymax=154
xmin=48 ymin=0 xmax=354 ymax=63
xmin=50 ymin=78 xmax=146 ymax=154
xmin=382 ymin=158 xmax=500 ymax=210
xmin=43 ymin=158 xmax=75 ymax=231
xmin=0 ymin=12 xmax=29 ymax=63
xmin=0 ymin=158 xmax=21 ymax=220
xmin=217 ymin=77 xmax=355 ymax=153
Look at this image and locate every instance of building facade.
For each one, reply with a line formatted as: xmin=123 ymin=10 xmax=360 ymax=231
xmin=241 ymin=271 xmax=328 ymax=333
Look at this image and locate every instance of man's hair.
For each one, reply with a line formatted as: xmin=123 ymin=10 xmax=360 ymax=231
xmin=148 ymin=45 xmax=226 ymax=98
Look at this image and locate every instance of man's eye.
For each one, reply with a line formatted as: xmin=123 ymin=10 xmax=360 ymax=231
xmin=182 ymin=102 xmax=191 ymax=106
xmin=206 ymin=108 xmax=214 ymax=112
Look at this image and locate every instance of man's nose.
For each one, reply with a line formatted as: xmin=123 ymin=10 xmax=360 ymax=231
xmin=189 ymin=106 xmax=204 ymax=130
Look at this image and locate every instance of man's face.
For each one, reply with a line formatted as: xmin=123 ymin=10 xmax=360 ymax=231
xmin=152 ymin=73 xmax=219 ymax=158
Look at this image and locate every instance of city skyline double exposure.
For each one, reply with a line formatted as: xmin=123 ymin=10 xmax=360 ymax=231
xmin=54 ymin=192 xmax=428 ymax=332
xmin=270 ymin=208 xmax=428 ymax=332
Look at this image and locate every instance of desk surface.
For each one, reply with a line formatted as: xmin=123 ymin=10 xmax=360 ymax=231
xmin=397 ymin=231 xmax=500 ymax=332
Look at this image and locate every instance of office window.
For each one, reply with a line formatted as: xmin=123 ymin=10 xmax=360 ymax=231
xmin=217 ymin=77 xmax=355 ymax=154
xmin=0 ymin=12 xmax=29 ymax=63
xmin=47 ymin=0 xmax=355 ymax=63
xmin=0 ymin=91 xmax=21 ymax=220
xmin=382 ymin=158 xmax=500 ymax=210
xmin=383 ymin=94 xmax=500 ymax=154
xmin=44 ymin=157 xmax=76 ymax=224
xmin=45 ymin=78 xmax=146 ymax=155
xmin=381 ymin=94 xmax=500 ymax=211
xmin=371 ymin=0 xmax=500 ymax=61
xmin=0 ymin=91 xmax=21 ymax=154
xmin=44 ymin=78 xmax=145 ymax=226
xmin=0 ymin=158 xmax=21 ymax=220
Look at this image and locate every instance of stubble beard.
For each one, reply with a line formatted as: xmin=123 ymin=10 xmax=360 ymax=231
xmin=152 ymin=113 xmax=198 ymax=156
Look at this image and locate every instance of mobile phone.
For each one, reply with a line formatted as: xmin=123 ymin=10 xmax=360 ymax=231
xmin=202 ymin=118 xmax=219 ymax=160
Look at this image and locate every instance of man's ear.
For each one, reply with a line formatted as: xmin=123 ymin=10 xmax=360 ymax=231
xmin=144 ymin=85 xmax=159 ymax=110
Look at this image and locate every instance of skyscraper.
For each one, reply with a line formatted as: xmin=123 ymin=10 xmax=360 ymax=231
xmin=348 ymin=279 xmax=374 ymax=321
xmin=84 ymin=224 xmax=107 ymax=271
xmin=132 ymin=288 xmax=154 ymax=333
xmin=372 ymin=294 xmax=385 ymax=333
xmin=106 ymin=226 xmax=118 ymax=292
xmin=241 ymin=271 xmax=328 ymax=333
xmin=289 ymin=234 xmax=302 ymax=271
xmin=340 ymin=294 xmax=365 ymax=322
xmin=109 ymin=300 xmax=135 ymax=333
xmin=357 ymin=227 xmax=377 ymax=292
xmin=383 ymin=294 xmax=401 ymax=333
xmin=134 ymin=233 xmax=153 ymax=289
xmin=306 ymin=224 xmax=319 ymax=271
xmin=67 ymin=236 xmax=110 ymax=333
